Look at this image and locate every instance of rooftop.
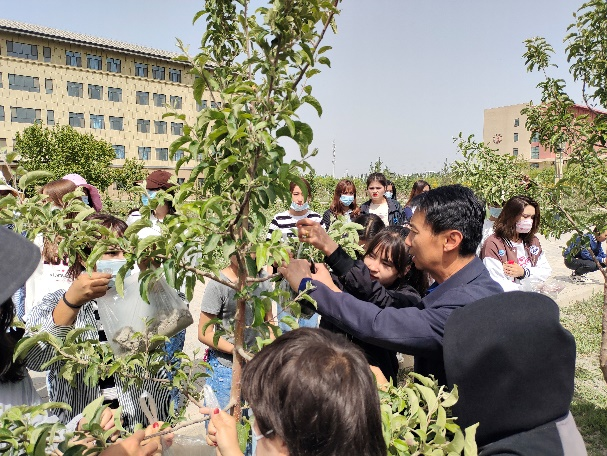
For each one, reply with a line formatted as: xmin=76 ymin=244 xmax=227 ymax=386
xmin=0 ymin=18 xmax=182 ymax=62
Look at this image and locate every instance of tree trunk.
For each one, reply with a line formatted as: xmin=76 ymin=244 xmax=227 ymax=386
xmin=601 ymin=279 xmax=607 ymax=383
xmin=230 ymin=295 xmax=247 ymax=420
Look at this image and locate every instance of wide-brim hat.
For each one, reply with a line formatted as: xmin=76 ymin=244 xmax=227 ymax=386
xmin=146 ymin=170 xmax=173 ymax=190
xmin=62 ymin=174 xmax=103 ymax=211
xmin=0 ymin=227 xmax=40 ymax=304
xmin=0 ymin=183 xmax=19 ymax=197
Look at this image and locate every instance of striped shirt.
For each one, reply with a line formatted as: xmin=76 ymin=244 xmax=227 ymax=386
xmin=266 ymin=210 xmax=322 ymax=240
xmin=25 ymin=290 xmax=173 ymax=430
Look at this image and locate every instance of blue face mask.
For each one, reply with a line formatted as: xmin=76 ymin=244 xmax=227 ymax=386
xmin=81 ymin=195 xmax=90 ymax=206
xmin=489 ymin=207 xmax=502 ymax=218
xmin=96 ymin=258 xmax=130 ymax=288
xmin=384 ymin=191 xmax=393 ymax=199
xmin=141 ymin=190 xmax=157 ymax=206
xmin=291 ymin=201 xmax=309 ymax=212
xmin=340 ymin=195 xmax=354 ymax=206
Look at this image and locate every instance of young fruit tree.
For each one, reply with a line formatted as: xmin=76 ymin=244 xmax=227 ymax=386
xmin=1 ymin=1 xmax=477 ymax=453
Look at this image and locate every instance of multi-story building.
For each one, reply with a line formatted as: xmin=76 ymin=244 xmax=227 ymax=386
xmin=0 ymin=18 xmax=214 ymax=183
xmin=483 ymin=102 xmax=601 ymax=170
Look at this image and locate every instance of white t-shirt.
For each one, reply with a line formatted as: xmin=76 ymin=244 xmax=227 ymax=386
xmin=369 ymin=202 xmax=389 ymax=227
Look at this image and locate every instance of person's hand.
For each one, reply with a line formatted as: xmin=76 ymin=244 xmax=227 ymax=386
xmin=64 ymin=271 xmax=112 ymax=307
xmin=278 ymin=259 xmax=313 ymax=291
xmin=78 ymin=407 xmax=121 ymax=441
xmin=200 ymin=407 xmax=242 ymax=456
xmin=296 ymin=219 xmax=338 ymax=256
xmin=503 ymin=262 xmax=524 ymax=278
xmin=98 ymin=430 xmax=160 ymax=456
xmin=141 ymin=422 xmax=173 ymax=455
xmin=311 ymin=263 xmax=341 ymax=292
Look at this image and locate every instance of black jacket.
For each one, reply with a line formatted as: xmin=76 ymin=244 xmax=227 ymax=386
xmin=359 ymin=197 xmax=404 ymax=226
xmin=319 ymin=246 xmax=422 ymax=382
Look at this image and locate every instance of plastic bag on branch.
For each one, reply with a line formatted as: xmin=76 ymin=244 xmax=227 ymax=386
xmin=96 ymin=272 xmax=194 ymax=356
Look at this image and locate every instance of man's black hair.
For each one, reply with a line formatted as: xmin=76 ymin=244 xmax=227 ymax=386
xmin=410 ymin=184 xmax=484 ymax=256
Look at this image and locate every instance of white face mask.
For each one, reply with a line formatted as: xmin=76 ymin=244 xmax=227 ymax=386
xmin=96 ymin=259 xmax=130 ymax=287
xmin=291 ymin=201 xmax=309 ymax=212
xmin=516 ymin=218 xmax=533 ymax=234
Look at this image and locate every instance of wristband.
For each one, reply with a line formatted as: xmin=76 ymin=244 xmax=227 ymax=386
xmin=298 ymin=277 xmax=313 ymax=293
xmin=62 ymin=292 xmax=84 ymax=309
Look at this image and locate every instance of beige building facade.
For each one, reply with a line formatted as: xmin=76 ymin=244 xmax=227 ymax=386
xmin=482 ymin=103 xmax=550 ymax=169
xmin=0 ymin=19 xmax=213 ymax=181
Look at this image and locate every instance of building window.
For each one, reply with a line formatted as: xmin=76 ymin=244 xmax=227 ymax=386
xmin=90 ymin=114 xmax=105 ymax=129
xmin=0 ymin=139 xmax=6 ymax=149
xmin=6 ymin=41 xmax=38 ymax=60
xmin=8 ymin=74 xmax=40 ymax=92
xmin=108 ymin=87 xmax=122 ymax=102
xmin=69 ymin=112 xmax=85 ymax=128
xmin=47 ymin=110 xmax=54 ymax=125
xmin=137 ymin=119 xmax=150 ymax=133
xmin=176 ymin=177 xmax=185 ymax=185
xmin=0 ymin=106 xmax=4 ymax=122
xmin=138 ymin=147 xmax=151 ymax=160
xmin=11 ymin=107 xmax=41 ymax=124
xmin=45 ymin=78 xmax=53 ymax=94
xmin=153 ymin=93 xmax=166 ymax=107
xmin=168 ymin=68 xmax=181 ymax=83
xmin=514 ymin=118 xmax=519 ymax=127
xmin=109 ymin=116 xmax=123 ymax=131
xmin=196 ymin=100 xmax=208 ymax=111
xmin=87 ymin=54 xmax=102 ymax=70
xmin=513 ymin=133 xmax=519 ymax=142
xmin=113 ymin=145 xmax=125 ymax=159
xmin=107 ymin=58 xmax=121 ymax=73
xmin=43 ymin=46 xmax=51 ymax=62
xmin=135 ymin=62 xmax=148 ymax=77
xmin=156 ymin=148 xmax=168 ymax=161
xmin=171 ymin=122 xmax=183 ymax=135
xmin=531 ymin=146 xmax=540 ymax=159
xmin=66 ymin=51 xmax=82 ymax=67
xmin=211 ymin=101 xmax=218 ymax=109
xmin=152 ymin=65 xmax=165 ymax=80
xmin=170 ymin=95 xmax=183 ymax=109
xmin=154 ymin=121 xmax=167 ymax=134
xmin=136 ymin=91 xmax=149 ymax=105
xmin=530 ymin=163 xmax=540 ymax=169
xmin=88 ymin=84 xmax=102 ymax=100
xmin=512 ymin=148 xmax=518 ymax=157
xmin=174 ymin=150 xmax=184 ymax=161
xmin=531 ymin=132 xmax=540 ymax=142
xmin=67 ymin=81 xmax=83 ymax=97
xmin=0 ymin=73 xmax=2 ymax=88
xmin=198 ymin=178 xmax=204 ymax=188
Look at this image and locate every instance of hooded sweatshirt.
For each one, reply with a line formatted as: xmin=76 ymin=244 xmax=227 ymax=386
xmin=443 ymin=291 xmax=586 ymax=455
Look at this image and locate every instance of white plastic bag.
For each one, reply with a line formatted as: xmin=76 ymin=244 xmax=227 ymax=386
xmin=96 ymin=272 xmax=193 ymax=356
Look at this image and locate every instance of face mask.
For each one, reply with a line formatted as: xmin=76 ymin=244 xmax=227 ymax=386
xmin=96 ymin=258 xmax=130 ymax=288
xmin=291 ymin=201 xmax=309 ymax=212
xmin=81 ymin=195 xmax=90 ymax=206
xmin=340 ymin=195 xmax=354 ymax=206
xmin=141 ymin=190 xmax=157 ymax=206
xmin=384 ymin=191 xmax=393 ymax=199
xmin=489 ymin=207 xmax=502 ymax=218
xmin=516 ymin=218 xmax=533 ymax=234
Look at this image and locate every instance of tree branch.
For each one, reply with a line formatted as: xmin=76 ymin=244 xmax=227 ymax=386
xmin=237 ymin=347 xmax=253 ymax=362
xmin=291 ymin=0 xmax=339 ymax=91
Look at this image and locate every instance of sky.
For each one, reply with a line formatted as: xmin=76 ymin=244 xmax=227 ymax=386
xmin=0 ymin=0 xmax=584 ymax=176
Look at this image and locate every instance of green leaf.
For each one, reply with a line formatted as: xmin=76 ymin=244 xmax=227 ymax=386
xmin=18 ymin=170 xmax=53 ymax=191
xmin=302 ymin=95 xmax=323 ymax=117
xmin=318 ymin=56 xmax=331 ymax=67
xmin=124 ymin=219 xmax=152 ymax=238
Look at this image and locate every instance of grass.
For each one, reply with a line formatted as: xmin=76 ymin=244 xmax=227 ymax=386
xmin=561 ymin=293 xmax=607 ymax=455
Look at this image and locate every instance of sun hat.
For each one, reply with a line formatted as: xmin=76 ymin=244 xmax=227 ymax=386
xmin=146 ymin=170 xmax=173 ymax=190
xmin=0 ymin=226 xmax=40 ymax=304
xmin=62 ymin=173 xmax=103 ymax=211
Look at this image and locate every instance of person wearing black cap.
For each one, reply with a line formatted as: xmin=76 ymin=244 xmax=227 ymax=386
xmin=443 ymin=291 xmax=586 ymax=455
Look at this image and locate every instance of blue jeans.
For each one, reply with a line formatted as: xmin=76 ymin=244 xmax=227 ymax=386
xmin=205 ymin=350 xmax=255 ymax=455
xmin=164 ymin=329 xmax=186 ymax=411
xmin=276 ymin=303 xmax=319 ymax=332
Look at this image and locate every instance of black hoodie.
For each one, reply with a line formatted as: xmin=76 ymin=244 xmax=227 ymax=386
xmin=443 ymin=292 xmax=586 ymax=455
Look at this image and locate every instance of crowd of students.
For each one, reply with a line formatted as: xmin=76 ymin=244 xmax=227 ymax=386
xmin=0 ymin=169 xmax=595 ymax=455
